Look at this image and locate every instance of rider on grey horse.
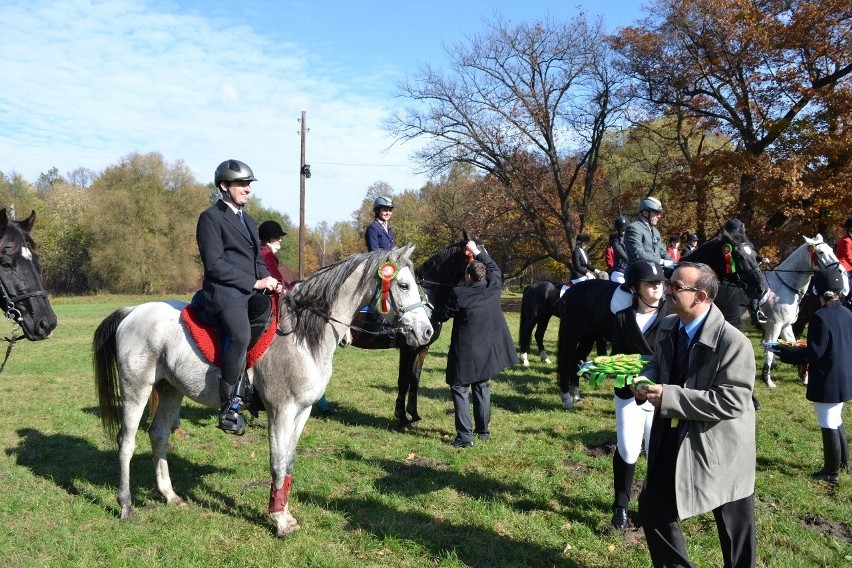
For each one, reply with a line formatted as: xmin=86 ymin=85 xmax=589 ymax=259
xmin=196 ymin=159 xmax=283 ymax=435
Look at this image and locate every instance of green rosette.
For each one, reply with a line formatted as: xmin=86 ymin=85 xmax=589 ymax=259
xmin=577 ymin=354 xmax=652 ymax=388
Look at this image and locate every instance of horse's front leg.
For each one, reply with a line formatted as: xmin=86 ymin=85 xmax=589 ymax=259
xmin=267 ymin=404 xmax=311 ymax=537
xmin=406 ymin=347 xmax=429 ymax=423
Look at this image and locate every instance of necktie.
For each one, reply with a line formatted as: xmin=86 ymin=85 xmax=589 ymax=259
xmin=237 ymin=210 xmax=251 ymax=239
xmin=676 ymin=326 xmax=690 ymax=378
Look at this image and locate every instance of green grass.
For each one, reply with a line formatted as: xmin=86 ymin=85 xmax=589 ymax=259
xmin=0 ymin=296 xmax=850 ymax=567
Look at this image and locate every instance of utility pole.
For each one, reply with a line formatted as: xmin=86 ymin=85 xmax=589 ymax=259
xmin=298 ymin=111 xmax=307 ymax=279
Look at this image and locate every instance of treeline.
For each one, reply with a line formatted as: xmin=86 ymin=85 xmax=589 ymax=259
xmin=5 ymin=1 xmax=851 ymax=294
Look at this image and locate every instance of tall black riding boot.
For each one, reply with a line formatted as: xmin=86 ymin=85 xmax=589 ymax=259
xmin=218 ymin=374 xmax=247 ymax=435
xmin=839 ymin=424 xmax=849 ymax=473
xmin=612 ymin=450 xmax=636 ymax=530
xmin=811 ymin=428 xmax=841 ymax=483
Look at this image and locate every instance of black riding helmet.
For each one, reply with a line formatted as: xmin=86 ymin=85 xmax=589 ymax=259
xmin=845 ymin=217 xmax=852 ymax=230
xmin=625 ymin=260 xmax=665 ymax=289
xmin=258 ymin=220 xmax=286 ymax=243
xmin=813 ymin=268 xmax=844 ymax=296
xmin=615 ymin=216 xmax=629 ymax=231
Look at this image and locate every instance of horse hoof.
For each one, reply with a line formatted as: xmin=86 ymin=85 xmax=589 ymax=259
xmin=560 ymin=392 xmax=574 ymax=410
xmin=544 ymin=358 xmax=552 ymax=365
xmin=765 ymin=379 xmax=776 ymax=389
xmin=120 ymin=506 xmax=135 ymax=522
xmin=408 ymin=413 xmax=421 ymax=423
xmin=520 ymin=353 xmax=529 ymax=367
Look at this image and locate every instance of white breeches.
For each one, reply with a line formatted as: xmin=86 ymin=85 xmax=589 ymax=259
xmin=614 ymin=395 xmax=654 ymax=464
xmin=610 ymin=271 xmax=625 ymax=284
xmin=813 ymin=402 xmax=845 ymax=429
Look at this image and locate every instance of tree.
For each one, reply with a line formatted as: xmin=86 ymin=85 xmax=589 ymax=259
xmin=83 ymin=152 xmax=208 ymax=293
xmin=40 ymin=181 xmax=90 ymax=293
xmin=614 ymin=0 xmax=852 ymax=230
xmin=387 ymin=15 xmax=627 ymax=266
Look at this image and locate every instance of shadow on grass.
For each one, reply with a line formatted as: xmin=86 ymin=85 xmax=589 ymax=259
xmin=4 ymin=428 xmax=274 ymax=528
xmin=301 ymin=489 xmax=583 ymax=567
xmin=81 ymin=404 xmax=219 ymax=430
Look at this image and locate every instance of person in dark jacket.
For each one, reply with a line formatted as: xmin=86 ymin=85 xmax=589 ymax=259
xmin=438 ymin=240 xmax=518 ymax=448
xmin=777 ymin=268 xmax=851 ymax=483
xmin=570 ymin=233 xmax=599 ymax=281
xmin=365 ymin=196 xmax=395 ymax=251
xmin=683 ymin=233 xmax=699 ymax=257
xmin=197 ymin=159 xmax=282 ymax=435
xmin=609 ymin=216 xmax=631 ymax=283
xmin=609 ymin=260 xmax=668 ymax=530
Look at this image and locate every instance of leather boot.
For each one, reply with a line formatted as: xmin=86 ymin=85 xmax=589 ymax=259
xmin=811 ymin=428 xmax=841 ymax=483
xmin=218 ymin=374 xmax=247 ymax=435
xmin=612 ymin=450 xmax=635 ymax=530
xmin=839 ymin=424 xmax=849 ymax=473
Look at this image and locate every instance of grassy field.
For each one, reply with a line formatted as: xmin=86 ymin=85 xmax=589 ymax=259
xmin=0 ymin=294 xmax=850 ymax=567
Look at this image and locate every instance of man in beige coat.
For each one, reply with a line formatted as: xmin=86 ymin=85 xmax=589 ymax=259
xmin=633 ymin=261 xmax=756 ymax=567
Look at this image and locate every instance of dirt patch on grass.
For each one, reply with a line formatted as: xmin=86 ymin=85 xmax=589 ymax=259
xmin=801 ymin=513 xmax=852 ymax=545
xmin=584 ymin=441 xmax=616 ymax=457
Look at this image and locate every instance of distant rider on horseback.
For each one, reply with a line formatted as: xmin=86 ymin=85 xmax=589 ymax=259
xmin=624 ymin=196 xmax=674 ymax=268
xmin=608 ymin=216 xmax=631 ymax=283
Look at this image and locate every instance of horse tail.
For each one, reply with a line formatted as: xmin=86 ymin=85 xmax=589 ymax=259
xmin=92 ymin=307 xmax=134 ymax=441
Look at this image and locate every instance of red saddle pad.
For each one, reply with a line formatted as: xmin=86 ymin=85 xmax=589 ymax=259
xmin=181 ymin=297 xmax=279 ymax=369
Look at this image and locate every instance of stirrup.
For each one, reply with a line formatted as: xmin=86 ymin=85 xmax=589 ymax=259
xmin=219 ymin=400 xmax=246 ymax=435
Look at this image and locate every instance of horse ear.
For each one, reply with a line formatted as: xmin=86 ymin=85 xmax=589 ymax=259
xmin=462 ymin=228 xmax=470 ymax=242
xmin=0 ymin=208 xmax=7 ymax=230
xmin=19 ymin=210 xmax=36 ymax=233
xmin=398 ymin=243 xmax=415 ymax=262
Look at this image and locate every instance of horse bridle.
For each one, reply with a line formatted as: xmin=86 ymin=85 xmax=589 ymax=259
xmin=765 ymin=245 xmax=841 ymax=296
xmin=280 ymin=271 xmax=431 ymax=339
xmin=0 ymin=271 xmax=49 ymax=373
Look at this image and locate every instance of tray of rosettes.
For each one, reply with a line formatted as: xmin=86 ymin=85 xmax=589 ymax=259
xmin=763 ymin=339 xmax=807 ymax=353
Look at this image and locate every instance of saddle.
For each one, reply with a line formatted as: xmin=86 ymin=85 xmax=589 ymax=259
xmin=181 ymin=291 xmax=278 ymax=368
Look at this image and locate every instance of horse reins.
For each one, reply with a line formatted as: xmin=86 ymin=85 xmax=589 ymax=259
xmin=762 ymin=246 xmax=842 ymax=297
xmin=279 ymin=277 xmax=432 ymax=339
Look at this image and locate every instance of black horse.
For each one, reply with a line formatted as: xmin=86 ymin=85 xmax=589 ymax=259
xmin=555 ymin=224 xmax=768 ymax=408
xmin=348 ymin=233 xmax=476 ymax=428
xmin=0 ymin=209 xmax=57 ymax=344
xmin=518 ymin=280 xmax=562 ymax=366
xmin=518 ymin=273 xmax=610 ymax=367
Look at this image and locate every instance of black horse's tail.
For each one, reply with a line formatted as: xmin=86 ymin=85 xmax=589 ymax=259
xmin=93 ymin=307 xmax=134 ymax=441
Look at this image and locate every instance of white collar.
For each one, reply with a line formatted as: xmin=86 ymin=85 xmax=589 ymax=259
xmin=219 ymin=197 xmax=241 ymax=215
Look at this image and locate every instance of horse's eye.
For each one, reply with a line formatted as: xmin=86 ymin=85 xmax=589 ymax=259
xmin=398 ymin=281 xmax=410 ymax=291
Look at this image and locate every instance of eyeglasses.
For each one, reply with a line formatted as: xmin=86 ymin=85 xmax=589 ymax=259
xmin=665 ymin=280 xmax=701 ymax=293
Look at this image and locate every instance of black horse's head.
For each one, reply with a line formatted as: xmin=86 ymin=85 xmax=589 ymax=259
xmin=0 ymin=210 xmax=57 ymax=340
xmin=415 ymin=229 xmax=481 ymax=310
xmin=685 ymin=221 xmax=767 ymax=300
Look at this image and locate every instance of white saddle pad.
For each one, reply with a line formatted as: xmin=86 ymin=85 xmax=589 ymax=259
xmin=610 ymin=285 xmax=633 ymax=314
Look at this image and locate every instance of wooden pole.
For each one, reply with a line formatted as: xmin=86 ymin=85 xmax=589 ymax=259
xmin=299 ymin=111 xmax=307 ymax=279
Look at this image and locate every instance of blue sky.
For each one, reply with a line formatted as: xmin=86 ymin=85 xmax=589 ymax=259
xmin=2 ymin=0 xmax=646 ymax=225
